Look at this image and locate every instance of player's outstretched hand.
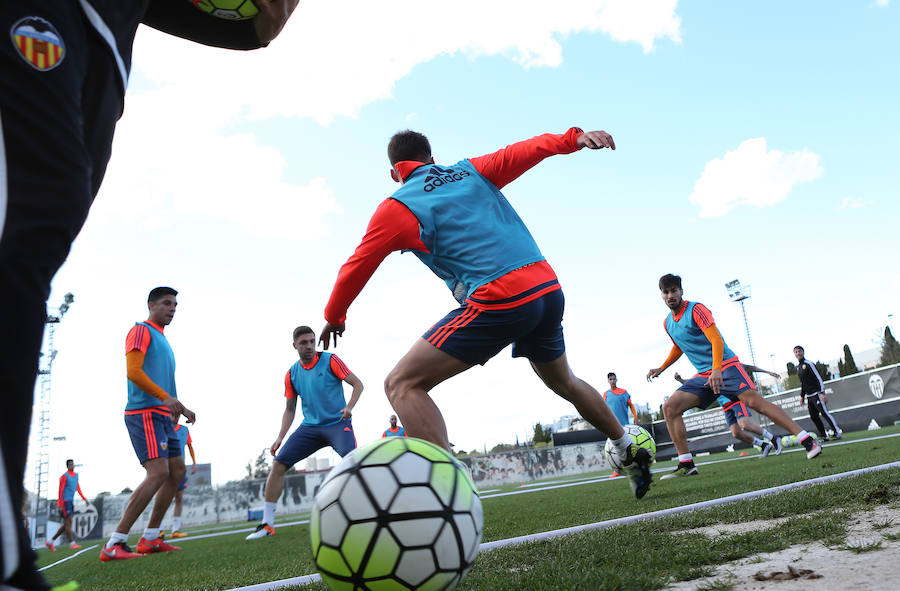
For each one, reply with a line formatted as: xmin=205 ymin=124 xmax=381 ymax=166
xmin=646 ymin=368 xmax=663 ymax=382
xmin=576 ymin=130 xmax=615 ymax=150
xmin=319 ymin=322 xmax=345 ymax=350
xmin=270 ymin=438 xmax=283 ymax=457
xmin=254 ymin=0 xmax=300 ymax=44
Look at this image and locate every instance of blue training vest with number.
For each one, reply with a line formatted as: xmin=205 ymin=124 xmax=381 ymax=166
xmin=391 ymin=160 xmax=546 ymax=303
xmin=289 ymin=352 xmax=347 ymax=427
xmin=664 ymin=302 xmax=735 ymax=373
xmin=126 ymin=322 xmax=177 ymax=410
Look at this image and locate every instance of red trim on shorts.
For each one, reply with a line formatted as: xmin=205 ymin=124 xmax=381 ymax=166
xmin=735 ymin=363 xmax=755 ymax=388
xmin=427 ymin=306 xmax=482 ymax=348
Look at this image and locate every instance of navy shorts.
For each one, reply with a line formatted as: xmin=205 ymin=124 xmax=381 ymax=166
xmin=59 ymin=500 xmax=73 ymax=519
xmin=423 ymin=288 xmax=566 ymax=365
xmin=678 ymin=363 xmax=755 ymax=409
xmin=124 ymin=407 xmax=182 ymax=464
xmin=722 ymin=400 xmax=752 ymax=427
xmin=275 ymin=420 xmax=357 ymax=468
xmin=177 ymin=476 xmax=188 ymax=492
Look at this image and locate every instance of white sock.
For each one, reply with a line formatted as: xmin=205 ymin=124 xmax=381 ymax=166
xmin=677 ymin=453 xmax=693 ymax=463
xmin=172 ymin=517 xmax=182 ymax=532
xmin=50 ymin=534 xmax=61 ymax=544
xmin=143 ymin=527 xmax=160 ymax=541
xmin=106 ymin=532 xmax=128 ymax=549
xmin=263 ymin=502 xmax=277 ymax=526
xmin=762 ymin=429 xmax=774 ymax=441
xmin=797 ymin=430 xmax=810 ymax=441
xmin=69 ymin=540 xmax=78 ymax=547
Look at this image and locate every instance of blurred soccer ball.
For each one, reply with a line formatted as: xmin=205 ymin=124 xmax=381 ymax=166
xmin=604 ymin=424 xmax=656 ymax=471
xmin=186 ymin=0 xmax=259 ymax=21
xmin=311 ymin=437 xmax=483 ymax=590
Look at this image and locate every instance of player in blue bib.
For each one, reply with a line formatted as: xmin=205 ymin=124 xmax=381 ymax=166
xmin=382 ymin=414 xmax=406 ymax=438
xmin=246 ymin=326 xmax=364 ymax=540
xmin=647 ymin=274 xmax=822 ymax=478
xmin=45 ymin=459 xmax=88 ymax=551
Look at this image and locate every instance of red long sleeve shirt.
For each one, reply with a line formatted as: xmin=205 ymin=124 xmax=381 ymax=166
xmin=325 ymin=128 xmax=584 ymax=324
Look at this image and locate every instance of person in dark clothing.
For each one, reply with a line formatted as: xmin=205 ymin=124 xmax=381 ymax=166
xmin=793 ymin=346 xmax=842 ymax=441
xmin=0 ymin=3 xmax=298 ymax=588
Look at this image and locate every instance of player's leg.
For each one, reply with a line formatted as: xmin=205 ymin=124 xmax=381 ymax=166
xmin=248 ymin=426 xmax=325 ymax=539
xmin=0 ymin=7 xmax=93 ymax=584
xmin=728 ymin=423 xmax=754 ymax=444
xmin=167 ymin=489 xmax=187 ymax=538
xmin=660 ymin=389 xmax=703 ymax=478
xmin=517 ymin=290 xmax=652 ymax=497
xmin=384 ymin=338 xmax=473 ymax=451
xmin=102 ymin=456 xmax=169 ymax=561
xmin=806 ymin=395 xmax=828 ymax=439
xmin=530 ymin=355 xmax=624 ymax=439
xmin=135 ymin=416 xmax=185 ymax=553
xmin=739 ymin=389 xmax=821 ymax=458
xmin=815 ymin=397 xmax=841 ymax=439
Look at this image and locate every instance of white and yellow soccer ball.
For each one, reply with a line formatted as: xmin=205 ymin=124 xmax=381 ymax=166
xmin=604 ymin=424 xmax=656 ymax=471
xmin=310 ymin=437 xmax=483 ymax=591
xmin=186 ymin=0 xmax=259 ymax=21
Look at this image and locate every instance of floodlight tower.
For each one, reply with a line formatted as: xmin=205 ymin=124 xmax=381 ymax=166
xmin=724 ymin=279 xmax=756 ymax=368
xmin=31 ymin=292 xmax=74 ymax=543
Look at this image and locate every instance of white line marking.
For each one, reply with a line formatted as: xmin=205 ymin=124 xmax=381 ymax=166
xmin=38 ymin=544 xmax=98 ymax=572
xmin=223 ymin=459 xmax=900 ymax=590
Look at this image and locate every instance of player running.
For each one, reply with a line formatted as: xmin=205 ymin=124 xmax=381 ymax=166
xmin=604 ymin=373 xmax=638 ymax=477
xmin=246 ymin=326 xmax=364 ymax=539
xmin=319 ymin=127 xmax=654 ymax=499
xmin=161 ymin=423 xmax=196 ymax=539
xmin=674 ymin=366 xmax=783 ymax=457
xmin=45 ymin=460 xmax=88 ymax=551
xmin=794 ymin=346 xmax=842 ymax=441
xmin=647 ymin=274 xmax=821 ymax=479
xmin=100 ymin=287 xmax=195 ymax=562
xmin=382 ymin=414 xmax=406 ymax=438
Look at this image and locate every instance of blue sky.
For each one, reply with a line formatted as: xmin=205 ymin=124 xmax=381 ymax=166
xmin=32 ymin=0 xmax=899 ymax=494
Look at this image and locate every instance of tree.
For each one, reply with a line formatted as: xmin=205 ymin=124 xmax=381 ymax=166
xmin=815 ymin=360 xmax=832 ymax=381
xmin=532 ymin=422 xmax=552 ymax=445
xmin=785 ymin=362 xmax=800 ymax=389
xmin=839 ymin=345 xmax=859 ymax=376
xmin=245 ymin=448 xmax=270 ymax=480
xmin=880 ymin=327 xmax=900 ymax=366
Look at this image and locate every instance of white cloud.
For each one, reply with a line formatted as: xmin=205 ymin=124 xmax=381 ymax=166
xmin=876 ymin=0 xmax=889 ymax=7
xmin=839 ymin=196 xmax=870 ymax=209
xmin=95 ymin=86 xmax=341 ymax=239
xmin=134 ymin=0 xmax=682 ymax=125
xmin=689 ymin=137 xmax=823 ymax=218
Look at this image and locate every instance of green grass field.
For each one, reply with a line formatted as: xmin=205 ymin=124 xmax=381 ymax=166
xmin=39 ymin=427 xmax=900 ymax=590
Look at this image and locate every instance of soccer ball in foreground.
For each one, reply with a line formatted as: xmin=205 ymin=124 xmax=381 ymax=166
xmin=311 ymin=437 xmax=483 ymax=591
xmin=186 ymin=0 xmax=259 ymax=21
xmin=604 ymin=424 xmax=656 ymax=471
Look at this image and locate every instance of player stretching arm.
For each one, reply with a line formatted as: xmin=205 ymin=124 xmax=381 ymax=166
xmin=319 ymin=127 xmax=654 ymax=499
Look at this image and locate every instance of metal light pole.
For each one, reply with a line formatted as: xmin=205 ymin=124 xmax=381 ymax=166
xmin=30 ymin=292 xmax=74 ymax=544
xmin=724 ymin=279 xmax=756 ymax=367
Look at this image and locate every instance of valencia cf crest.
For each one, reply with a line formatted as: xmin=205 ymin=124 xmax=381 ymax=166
xmin=10 ymin=17 xmax=65 ymax=72
xmin=160 ymin=441 xmax=168 ymax=451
